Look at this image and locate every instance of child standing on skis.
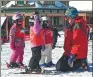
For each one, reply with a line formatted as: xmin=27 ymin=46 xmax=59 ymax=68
xmin=26 ymin=12 xmax=44 ymax=73
xmin=8 ymin=13 xmax=25 ymax=68
xmin=40 ymin=16 xmax=55 ymax=67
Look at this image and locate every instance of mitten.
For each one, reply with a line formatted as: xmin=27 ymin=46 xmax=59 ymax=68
xmin=34 ymin=15 xmax=39 ymax=20
xmin=68 ymin=53 xmax=76 ymax=67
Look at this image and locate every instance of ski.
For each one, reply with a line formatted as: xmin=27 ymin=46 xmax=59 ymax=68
xmin=13 ymin=66 xmax=61 ymax=75
xmin=13 ymin=69 xmax=61 ymax=75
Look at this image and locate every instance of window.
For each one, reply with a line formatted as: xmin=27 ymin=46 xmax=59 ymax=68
xmin=52 ymin=10 xmax=57 ymax=13
xmin=59 ymin=10 xmax=64 ymax=13
xmin=17 ymin=1 xmax=24 ymax=6
xmin=51 ymin=1 xmax=55 ymax=5
xmin=44 ymin=10 xmax=50 ymax=13
xmin=90 ymin=16 xmax=93 ymax=24
xmin=44 ymin=1 xmax=55 ymax=5
xmin=53 ymin=17 xmax=59 ymax=25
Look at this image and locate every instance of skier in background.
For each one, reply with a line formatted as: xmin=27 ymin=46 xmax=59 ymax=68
xmin=40 ymin=16 xmax=55 ymax=67
xmin=52 ymin=27 xmax=61 ymax=49
xmin=56 ymin=7 xmax=89 ymax=72
xmin=89 ymin=26 xmax=93 ymax=40
xmin=7 ymin=13 xmax=25 ymax=68
xmin=86 ymin=25 xmax=90 ymax=40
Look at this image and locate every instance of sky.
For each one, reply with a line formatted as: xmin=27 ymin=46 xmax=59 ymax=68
xmin=69 ymin=1 xmax=92 ymax=11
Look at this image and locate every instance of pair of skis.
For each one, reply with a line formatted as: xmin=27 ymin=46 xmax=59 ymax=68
xmin=14 ymin=68 xmax=61 ymax=75
xmin=6 ymin=62 xmax=61 ymax=75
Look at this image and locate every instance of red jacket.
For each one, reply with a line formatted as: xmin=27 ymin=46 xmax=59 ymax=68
xmin=30 ymin=27 xmax=44 ymax=47
xmin=43 ymin=28 xmax=53 ymax=44
xmin=63 ymin=27 xmax=73 ymax=56
xmin=71 ymin=16 xmax=88 ymax=59
xmin=9 ymin=25 xmax=25 ymax=48
xmin=10 ymin=25 xmax=25 ymax=38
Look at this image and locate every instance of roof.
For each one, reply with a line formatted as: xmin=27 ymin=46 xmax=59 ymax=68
xmin=35 ymin=1 xmax=68 ymax=9
xmin=1 ymin=1 xmax=15 ymax=8
xmin=1 ymin=1 xmax=68 ymax=10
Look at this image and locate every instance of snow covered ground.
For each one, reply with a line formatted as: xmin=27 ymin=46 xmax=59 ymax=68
xmin=1 ymin=31 xmax=92 ymax=77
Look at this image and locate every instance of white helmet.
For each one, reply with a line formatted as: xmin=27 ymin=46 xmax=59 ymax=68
xmin=29 ymin=16 xmax=34 ymax=23
xmin=12 ymin=13 xmax=23 ymax=21
xmin=41 ymin=16 xmax=48 ymax=21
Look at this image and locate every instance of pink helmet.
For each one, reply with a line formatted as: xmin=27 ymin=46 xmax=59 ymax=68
xmin=12 ymin=12 xmax=23 ymax=21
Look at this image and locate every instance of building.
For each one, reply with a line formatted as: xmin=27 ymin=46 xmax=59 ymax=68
xmin=1 ymin=1 xmax=10 ymax=6
xmin=1 ymin=1 xmax=69 ymax=27
xmin=1 ymin=0 xmax=69 ymax=42
xmin=1 ymin=0 xmax=93 ymax=42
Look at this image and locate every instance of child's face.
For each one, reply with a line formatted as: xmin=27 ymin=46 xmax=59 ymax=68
xmin=68 ymin=18 xmax=72 ymax=23
xmin=65 ymin=16 xmax=73 ymax=23
xmin=17 ymin=19 xmax=23 ymax=25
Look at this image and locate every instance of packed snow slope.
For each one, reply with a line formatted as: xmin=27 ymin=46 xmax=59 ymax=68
xmin=1 ymin=31 xmax=92 ymax=77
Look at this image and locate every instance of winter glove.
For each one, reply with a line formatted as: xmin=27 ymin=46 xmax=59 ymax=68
xmin=41 ymin=45 xmax=46 ymax=51
xmin=68 ymin=53 xmax=76 ymax=67
xmin=10 ymin=42 xmax=15 ymax=50
xmin=34 ymin=14 xmax=39 ymax=20
xmin=34 ymin=14 xmax=41 ymax=23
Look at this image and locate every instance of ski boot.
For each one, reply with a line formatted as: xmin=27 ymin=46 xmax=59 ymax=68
xmin=46 ymin=61 xmax=55 ymax=67
xmin=17 ymin=62 xmax=25 ymax=69
xmin=6 ymin=62 xmax=19 ymax=68
xmin=36 ymin=66 xmax=42 ymax=73
xmin=25 ymin=66 xmax=42 ymax=74
xmin=81 ymin=59 xmax=89 ymax=71
xmin=25 ymin=66 xmax=33 ymax=73
xmin=40 ymin=63 xmax=46 ymax=67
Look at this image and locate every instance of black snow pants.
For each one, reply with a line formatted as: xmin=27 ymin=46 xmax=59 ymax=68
xmin=56 ymin=55 xmax=82 ymax=72
xmin=28 ymin=46 xmax=42 ymax=69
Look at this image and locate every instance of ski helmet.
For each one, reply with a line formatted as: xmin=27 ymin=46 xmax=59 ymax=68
xmin=41 ymin=16 xmax=49 ymax=29
xmin=12 ymin=12 xmax=23 ymax=26
xmin=65 ymin=7 xmax=78 ymax=18
xmin=41 ymin=16 xmax=48 ymax=21
xmin=29 ymin=16 xmax=34 ymax=26
xmin=12 ymin=12 xmax=23 ymax=21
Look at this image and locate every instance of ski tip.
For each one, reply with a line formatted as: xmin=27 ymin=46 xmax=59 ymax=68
xmin=6 ymin=62 xmax=10 ymax=68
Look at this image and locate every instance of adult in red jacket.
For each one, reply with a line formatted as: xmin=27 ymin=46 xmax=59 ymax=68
xmin=56 ymin=7 xmax=89 ymax=72
xmin=8 ymin=13 xmax=25 ymax=68
xmin=71 ymin=16 xmax=88 ymax=59
xmin=66 ymin=7 xmax=89 ymax=71
xmin=56 ymin=18 xmax=74 ymax=72
xmin=63 ymin=26 xmax=73 ymax=57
